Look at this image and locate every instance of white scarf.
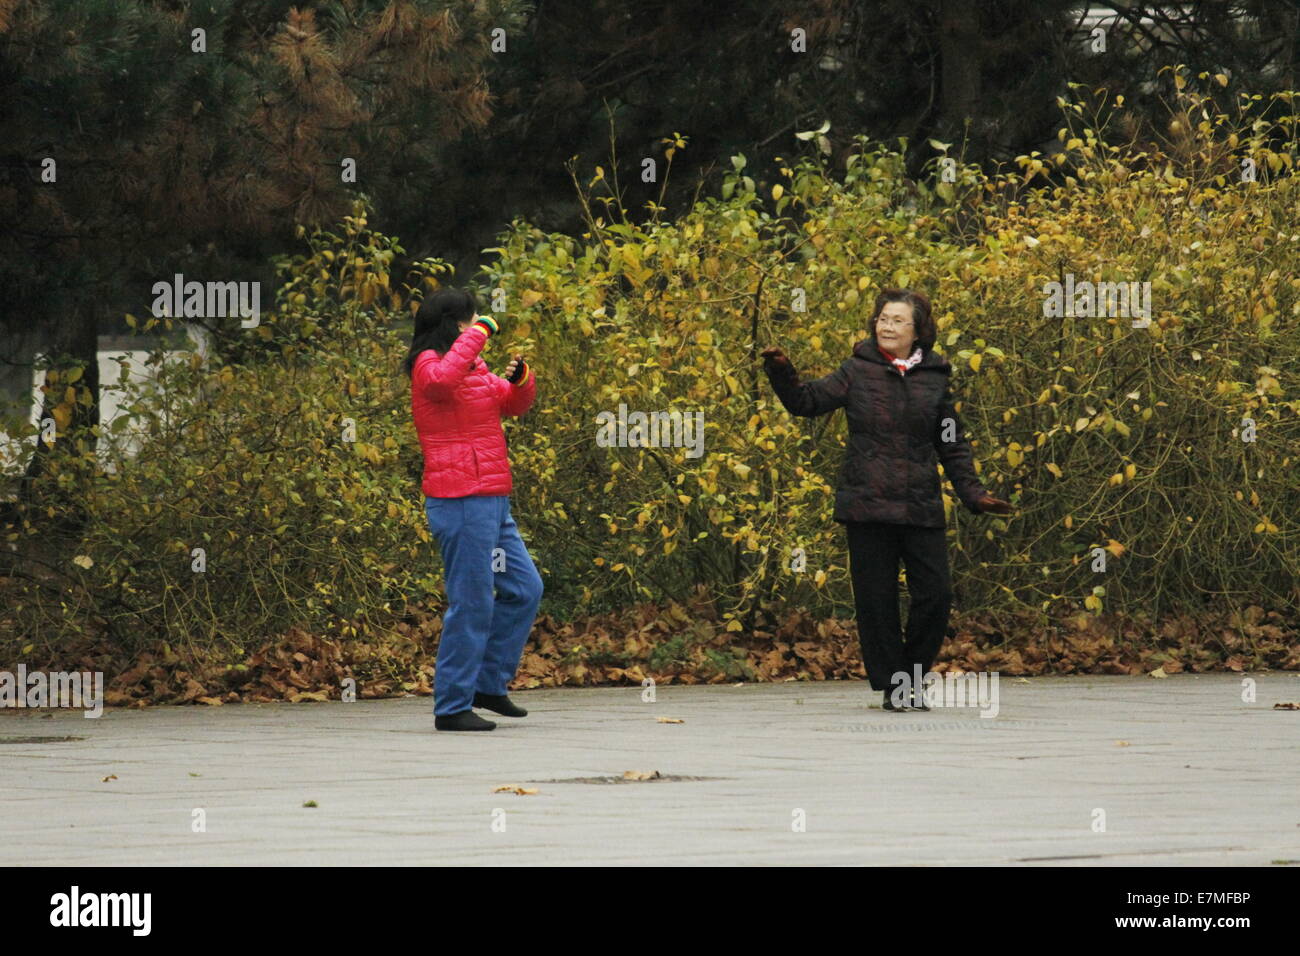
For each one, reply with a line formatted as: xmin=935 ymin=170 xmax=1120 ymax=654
xmin=881 ymin=345 xmax=924 ymax=375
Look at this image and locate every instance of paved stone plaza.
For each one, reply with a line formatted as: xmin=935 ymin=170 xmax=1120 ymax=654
xmin=2 ymin=675 xmax=1298 ymax=865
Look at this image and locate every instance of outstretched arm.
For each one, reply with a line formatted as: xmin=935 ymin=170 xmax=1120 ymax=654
xmin=761 ymin=347 xmax=852 ymax=417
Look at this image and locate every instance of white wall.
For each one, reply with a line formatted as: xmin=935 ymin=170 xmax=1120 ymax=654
xmin=0 ymin=325 xmax=210 ymax=485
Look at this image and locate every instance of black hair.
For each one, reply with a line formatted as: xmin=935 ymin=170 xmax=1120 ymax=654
xmin=402 ymin=287 xmax=478 ymax=377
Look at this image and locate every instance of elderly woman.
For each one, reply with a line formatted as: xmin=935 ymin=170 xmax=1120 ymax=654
xmin=762 ymin=288 xmax=1012 ymax=711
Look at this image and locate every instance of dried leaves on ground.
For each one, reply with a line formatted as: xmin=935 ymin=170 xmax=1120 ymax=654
xmin=9 ymin=599 xmax=1299 ymax=710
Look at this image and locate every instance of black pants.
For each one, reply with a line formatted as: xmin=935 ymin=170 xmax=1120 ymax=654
xmin=845 ymin=521 xmax=953 ymax=692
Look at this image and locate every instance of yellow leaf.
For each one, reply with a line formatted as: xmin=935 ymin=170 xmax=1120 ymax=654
xmin=969 ymin=354 xmax=982 ymax=373
xmin=1046 ymin=462 xmax=1062 ymax=478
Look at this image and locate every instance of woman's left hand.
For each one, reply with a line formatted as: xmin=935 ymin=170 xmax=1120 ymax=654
xmin=976 ymin=493 xmax=1014 ymax=515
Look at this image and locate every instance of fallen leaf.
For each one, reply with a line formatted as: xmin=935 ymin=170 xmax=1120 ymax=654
xmin=1115 ymin=740 xmax=1131 ymax=747
xmin=1148 ymin=666 xmax=1168 ymax=678
xmin=623 ymin=770 xmax=661 ymax=781
xmin=491 ymin=785 xmax=538 ymax=795
xmin=656 ymin=716 xmax=684 ymax=724
xmin=1273 ymin=702 xmax=1300 ymax=710
xmin=101 ymin=774 xmax=117 ymax=782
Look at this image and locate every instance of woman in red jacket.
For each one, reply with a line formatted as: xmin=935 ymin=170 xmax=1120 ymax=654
xmin=404 ymin=288 xmax=542 ymax=732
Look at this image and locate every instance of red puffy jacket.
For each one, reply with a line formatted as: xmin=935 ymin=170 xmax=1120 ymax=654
xmin=410 ymin=324 xmax=537 ymax=498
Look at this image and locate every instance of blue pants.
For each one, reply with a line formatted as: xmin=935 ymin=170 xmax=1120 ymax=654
xmin=424 ymin=495 xmax=544 ymax=715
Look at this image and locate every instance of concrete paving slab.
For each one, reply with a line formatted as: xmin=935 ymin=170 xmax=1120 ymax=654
xmin=1 ymin=675 xmax=1298 ymax=865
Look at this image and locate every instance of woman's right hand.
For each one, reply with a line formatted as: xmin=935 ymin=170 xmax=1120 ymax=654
xmin=761 ymin=346 xmax=790 ymax=368
xmin=976 ymin=494 xmax=1014 ymax=515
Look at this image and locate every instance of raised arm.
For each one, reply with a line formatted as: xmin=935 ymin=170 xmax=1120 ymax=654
xmin=761 ymin=347 xmax=852 ymax=417
xmin=413 ymin=315 xmax=499 ymax=401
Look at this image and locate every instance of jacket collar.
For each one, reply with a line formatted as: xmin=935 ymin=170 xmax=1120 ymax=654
xmin=853 ymin=336 xmax=948 ymax=370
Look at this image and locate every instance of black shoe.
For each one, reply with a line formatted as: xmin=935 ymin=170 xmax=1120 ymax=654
xmin=435 ymin=710 xmax=496 ymax=732
xmin=881 ymin=689 xmax=906 ymax=712
xmin=908 ymin=692 xmax=931 ymax=711
xmin=473 ymin=692 xmax=527 ymax=717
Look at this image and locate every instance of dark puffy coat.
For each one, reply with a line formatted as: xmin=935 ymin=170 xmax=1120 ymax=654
xmin=764 ymin=336 xmax=988 ymax=528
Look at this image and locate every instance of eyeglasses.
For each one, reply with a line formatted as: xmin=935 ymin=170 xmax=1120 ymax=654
xmin=876 ymin=317 xmax=914 ymax=329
